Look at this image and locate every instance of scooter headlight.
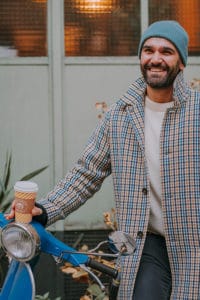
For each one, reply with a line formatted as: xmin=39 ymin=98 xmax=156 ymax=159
xmin=1 ymin=222 xmax=40 ymax=262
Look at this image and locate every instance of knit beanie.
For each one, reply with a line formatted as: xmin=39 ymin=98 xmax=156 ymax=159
xmin=138 ymin=20 xmax=189 ymax=66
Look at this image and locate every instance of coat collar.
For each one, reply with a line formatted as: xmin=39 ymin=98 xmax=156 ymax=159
xmin=172 ymin=71 xmax=190 ymax=107
xmin=119 ymin=71 xmax=189 ymax=108
xmin=117 ymin=71 xmax=190 ymax=154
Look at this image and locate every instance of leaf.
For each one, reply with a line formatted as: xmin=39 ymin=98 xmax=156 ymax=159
xmin=20 ymin=165 xmax=48 ymax=181
xmin=96 ymin=293 xmax=108 ymax=300
xmin=2 ymin=152 xmax=12 ymax=191
xmin=61 ymin=266 xmax=77 ymax=274
xmin=0 ymin=179 xmax=5 ymax=198
xmin=0 ymin=152 xmax=12 ymax=195
xmin=80 ymin=296 xmax=91 ymax=300
xmin=0 ymin=152 xmax=48 ymax=212
xmin=87 ymin=283 xmax=103 ymax=296
xmin=35 ymin=292 xmax=59 ymax=300
xmin=72 ymin=269 xmax=88 ymax=279
xmin=35 ymin=292 xmax=61 ymax=300
xmin=1 ymin=193 xmax=14 ymax=212
xmin=0 ymin=181 xmax=12 ymax=208
xmin=35 ymin=292 xmax=50 ymax=300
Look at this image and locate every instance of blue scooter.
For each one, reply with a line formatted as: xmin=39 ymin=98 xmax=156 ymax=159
xmin=0 ymin=213 xmax=135 ymax=300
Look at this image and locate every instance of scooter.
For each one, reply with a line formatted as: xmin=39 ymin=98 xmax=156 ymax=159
xmin=0 ymin=212 xmax=135 ymax=300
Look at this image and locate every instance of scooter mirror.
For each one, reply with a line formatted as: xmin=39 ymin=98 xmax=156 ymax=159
xmin=108 ymin=231 xmax=136 ymax=256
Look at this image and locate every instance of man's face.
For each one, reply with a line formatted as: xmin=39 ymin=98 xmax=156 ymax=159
xmin=140 ymin=37 xmax=184 ymax=88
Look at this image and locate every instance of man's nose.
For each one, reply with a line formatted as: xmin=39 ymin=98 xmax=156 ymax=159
xmin=151 ymin=52 xmax=162 ymax=63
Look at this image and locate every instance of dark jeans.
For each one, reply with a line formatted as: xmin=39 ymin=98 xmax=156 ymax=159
xmin=132 ymin=233 xmax=172 ymax=300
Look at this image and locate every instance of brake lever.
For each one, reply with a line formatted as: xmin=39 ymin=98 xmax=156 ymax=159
xmin=79 ymin=264 xmax=106 ymax=291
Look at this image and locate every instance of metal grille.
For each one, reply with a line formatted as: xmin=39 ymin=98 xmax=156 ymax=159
xmin=33 ymin=230 xmax=113 ymax=299
xmin=63 ymin=230 xmax=112 ymax=299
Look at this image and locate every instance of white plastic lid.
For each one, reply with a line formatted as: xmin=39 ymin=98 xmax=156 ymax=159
xmin=14 ymin=181 xmax=38 ymax=193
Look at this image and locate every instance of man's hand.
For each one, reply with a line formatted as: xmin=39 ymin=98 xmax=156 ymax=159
xmin=5 ymin=199 xmax=43 ymax=220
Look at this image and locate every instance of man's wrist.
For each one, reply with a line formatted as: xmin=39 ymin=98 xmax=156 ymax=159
xmin=34 ymin=202 xmax=48 ymax=226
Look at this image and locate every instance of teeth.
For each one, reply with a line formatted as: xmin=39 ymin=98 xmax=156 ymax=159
xmin=149 ymin=69 xmax=164 ymax=72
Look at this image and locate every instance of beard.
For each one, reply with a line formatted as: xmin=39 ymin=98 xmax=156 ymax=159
xmin=141 ymin=61 xmax=180 ymax=88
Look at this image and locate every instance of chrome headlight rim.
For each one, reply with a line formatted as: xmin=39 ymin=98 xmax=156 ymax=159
xmin=1 ymin=222 xmax=40 ymax=262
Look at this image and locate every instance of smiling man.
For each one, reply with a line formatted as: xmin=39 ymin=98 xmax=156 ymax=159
xmin=141 ymin=38 xmax=184 ymax=89
xmin=7 ymin=21 xmax=200 ymax=299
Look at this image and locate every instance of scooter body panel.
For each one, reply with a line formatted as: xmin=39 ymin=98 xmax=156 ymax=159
xmin=0 ymin=260 xmax=35 ymax=300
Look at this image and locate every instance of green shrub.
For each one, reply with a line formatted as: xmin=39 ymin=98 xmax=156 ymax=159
xmin=0 ymin=151 xmax=48 ymax=212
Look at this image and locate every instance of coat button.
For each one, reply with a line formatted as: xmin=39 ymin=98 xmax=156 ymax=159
xmin=137 ymin=231 xmax=143 ymax=238
xmin=142 ymin=188 xmax=148 ymax=195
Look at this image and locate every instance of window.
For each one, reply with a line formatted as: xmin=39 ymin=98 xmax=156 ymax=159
xmin=0 ymin=0 xmax=47 ymax=57
xmin=0 ymin=0 xmax=199 ymax=58
xmin=64 ymin=0 xmax=141 ymax=56
xmin=64 ymin=0 xmax=200 ymax=57
xmin=149 ymin=0 xmax=200 ymax=56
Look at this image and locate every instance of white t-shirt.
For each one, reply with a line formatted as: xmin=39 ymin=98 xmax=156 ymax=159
xmin=145 ymin=96 xmax=174 ymax=236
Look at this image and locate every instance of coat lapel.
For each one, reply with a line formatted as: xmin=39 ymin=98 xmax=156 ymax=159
xmin=120 ymin=78 xmax=146 ymax=154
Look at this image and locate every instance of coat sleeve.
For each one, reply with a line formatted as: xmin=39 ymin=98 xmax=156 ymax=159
xmin=37 ymin=112 xmax=111 ymax=226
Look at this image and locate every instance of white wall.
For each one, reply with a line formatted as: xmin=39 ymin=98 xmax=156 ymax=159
xmin=62 ymin=61 xmax=140 ymax=229
xmin=0 ymin=64 xmax=51 ymax=199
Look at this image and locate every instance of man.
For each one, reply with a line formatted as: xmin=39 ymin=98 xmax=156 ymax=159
xmin=7 ymin=21 xmax=200 ymax=299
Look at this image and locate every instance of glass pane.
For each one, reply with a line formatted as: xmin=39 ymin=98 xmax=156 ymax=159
xmin=0 ymin=0 xmax=47 ymax=57
xmin=149 ymin=0 xmax=200 ymax=56
xmin=64 ymin=0 xmax=140 ymax=56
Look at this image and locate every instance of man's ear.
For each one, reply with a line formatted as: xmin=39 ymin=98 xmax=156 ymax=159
xmin=179 ymin=61 xmax=185 ymax=71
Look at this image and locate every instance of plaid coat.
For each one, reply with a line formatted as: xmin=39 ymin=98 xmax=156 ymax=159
xmin=39 ymin=71 xmax=200 ymax=299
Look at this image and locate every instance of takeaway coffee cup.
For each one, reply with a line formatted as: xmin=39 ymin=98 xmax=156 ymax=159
xmin=14 ymin=181 xmax=38 ymax=223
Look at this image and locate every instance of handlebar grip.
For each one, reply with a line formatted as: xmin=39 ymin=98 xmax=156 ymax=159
xmin=86 ymin=258 xmax=118 ymax=279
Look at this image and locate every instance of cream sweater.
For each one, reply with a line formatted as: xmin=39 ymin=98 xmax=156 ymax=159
xmin=145 ymin=96 xmax=174 ymax=236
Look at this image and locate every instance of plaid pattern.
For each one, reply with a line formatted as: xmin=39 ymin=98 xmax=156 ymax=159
xmin=38 ymin=71 xmax=200 ymax=299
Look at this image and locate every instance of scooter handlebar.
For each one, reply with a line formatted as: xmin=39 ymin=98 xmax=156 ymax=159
xmin=86 ymin=258 xmax=118 ymax=279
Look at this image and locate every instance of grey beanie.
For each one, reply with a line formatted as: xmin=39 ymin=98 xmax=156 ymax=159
xmin=138 ymin=20 xmax=189 ymax=66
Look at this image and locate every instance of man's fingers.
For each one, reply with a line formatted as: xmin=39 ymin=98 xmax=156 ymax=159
xmin=32 ymin=206 xmax=43 ymax=216
xmin=5 ymin=208 xmax=15 ymax=220
xmin=11 ymin=199 xmax=16 ymax=209
xmin=5 ymin=202 xmax=42 ymax=220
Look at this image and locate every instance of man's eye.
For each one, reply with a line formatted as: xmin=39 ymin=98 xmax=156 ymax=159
xmin=163 ymin=51 xmax=170 ymax=54
xmin=162 ymin=49 xmax=174 ymax=55
xmin=143 ymin=49 xmax=152 ymax=54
